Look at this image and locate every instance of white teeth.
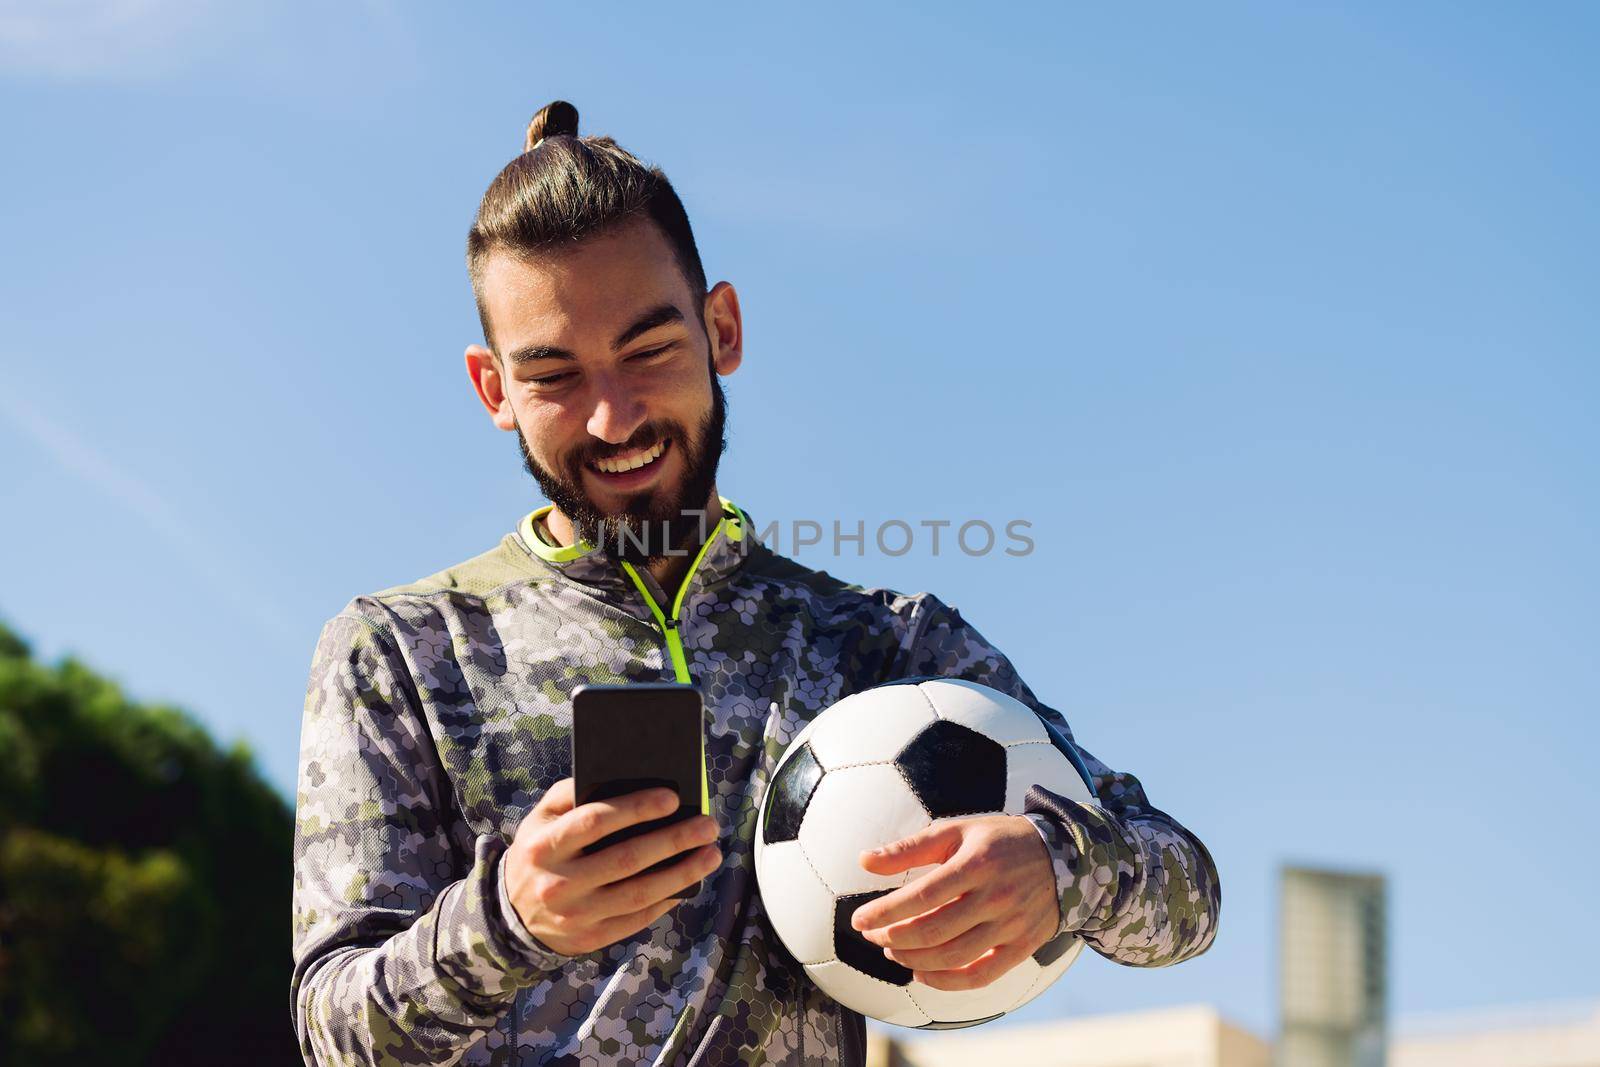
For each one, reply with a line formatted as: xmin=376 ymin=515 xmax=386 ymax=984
xmin=594 ymin=439 xmax=665 ymax=474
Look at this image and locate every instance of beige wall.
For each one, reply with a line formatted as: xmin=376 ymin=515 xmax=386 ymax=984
xmin=871 ymin=1001 xmax=1600 ymax=1067
xmin=876 ymin=1005 xmax=1271 ymax=1067
xmin=1391 ymin=1005 xmax=1600 ymax=1067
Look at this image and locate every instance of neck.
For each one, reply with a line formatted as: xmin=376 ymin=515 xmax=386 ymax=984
xmin=545 ymin=485 xmax=722 ymax=596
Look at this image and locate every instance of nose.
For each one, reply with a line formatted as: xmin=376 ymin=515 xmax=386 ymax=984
xmin=585 ymin=373 xmax=647 ymax=445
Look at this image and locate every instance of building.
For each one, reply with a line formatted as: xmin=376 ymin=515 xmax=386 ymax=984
xmin=1278 ymin=866 xmax=1388 ymax=1067
xmin=1392 ymin=1001 xmax=1600 ymax=1067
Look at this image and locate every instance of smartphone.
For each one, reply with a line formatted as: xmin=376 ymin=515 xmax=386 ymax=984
xmin=571 ymin=682 xmax=709 ymax=899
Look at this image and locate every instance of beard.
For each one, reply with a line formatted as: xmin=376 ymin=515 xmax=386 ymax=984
xmin=514 ymin=366 xmax=728 ymax=565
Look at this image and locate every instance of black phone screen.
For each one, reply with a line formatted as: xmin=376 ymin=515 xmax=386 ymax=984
xmin=570 ymin=682 xmax=707 ymax=898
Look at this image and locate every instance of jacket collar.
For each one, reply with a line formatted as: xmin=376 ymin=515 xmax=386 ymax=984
xmin=513 ymin=496 xmax=754 ymax=614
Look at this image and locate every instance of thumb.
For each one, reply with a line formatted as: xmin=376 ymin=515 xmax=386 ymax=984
xmin=859 ymin=821 xmax=964 ymax=875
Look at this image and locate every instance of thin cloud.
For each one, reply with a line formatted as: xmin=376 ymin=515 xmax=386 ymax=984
xmin=0 ymin=386 xmax=299 ymax=643
xmin=0 ymin=0 xmax=414 ymax=88
xmin=0 ymin=0 xmax=241 ymax=81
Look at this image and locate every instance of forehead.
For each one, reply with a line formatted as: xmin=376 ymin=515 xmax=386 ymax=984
xmin=481 ymin=217 xmax=694 ymax=352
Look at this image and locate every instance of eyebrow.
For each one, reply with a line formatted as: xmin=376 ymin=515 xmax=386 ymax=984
xmin=505 ymin=303 xmax=686 ymax=366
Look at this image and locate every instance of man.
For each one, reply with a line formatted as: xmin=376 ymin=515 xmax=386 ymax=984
xmin=290 ymin=100 xmax=1220 ymax=1067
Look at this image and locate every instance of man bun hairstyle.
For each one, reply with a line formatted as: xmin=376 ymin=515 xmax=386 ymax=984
xmin=523 ymin=99 xmax=579 ymax=152
xmin=467 ymin=100 xmax=709 ymax=355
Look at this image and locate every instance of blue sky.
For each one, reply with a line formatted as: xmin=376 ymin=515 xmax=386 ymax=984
xmin=2 ymin=0 xmax=1596 ymax=1040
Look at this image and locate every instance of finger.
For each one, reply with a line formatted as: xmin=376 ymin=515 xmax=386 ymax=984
xmin=579 ymin=893 xmax=682 ymax=951
xmin=864 ymin=890 xmax=996 ymax=950
xmin=850 ymin=853 xmax=981 ymax=932
xmin=858 ymin=822 xmax=965 ymax=876
xmin=539 ymin=787 xmax=680 ymax=863
xmin=566 ymin=813 xmax=719 ymax=886
xmin=531 ymin=778 xmax=576 ymax=819
xmin=885 ymin=919 xmax=1005 ymax=972
xmin=914 ymin=940 xmax=1033 ymax=992
xmin=590 ymin=842 xmax=722 ymax=919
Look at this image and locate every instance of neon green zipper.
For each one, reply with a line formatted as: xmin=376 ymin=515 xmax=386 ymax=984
xmin=517 ymin=498 xmax=748 ymax=819
xmin=519 ymin=500 xmax=749 ymax=1058
xmin=617 ymin=515 xmax=730 ymax=818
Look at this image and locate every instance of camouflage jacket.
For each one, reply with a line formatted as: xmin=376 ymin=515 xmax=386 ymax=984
xmin=290 ymin=498 xmax=1220 ymax=1066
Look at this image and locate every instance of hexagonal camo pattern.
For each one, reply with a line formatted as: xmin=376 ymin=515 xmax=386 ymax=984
xmin=290 ymin=504 xmax=1220 ymax=1065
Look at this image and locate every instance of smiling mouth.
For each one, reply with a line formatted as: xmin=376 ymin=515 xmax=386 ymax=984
xmin=587 ymin=438 xmax=669 ymax=476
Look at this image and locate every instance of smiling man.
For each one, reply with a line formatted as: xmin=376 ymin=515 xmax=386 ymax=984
xmin=474 ymin=220 xmax=733 ymax=583
xmin=289 ymin=101 xmax=1220 ymax=1067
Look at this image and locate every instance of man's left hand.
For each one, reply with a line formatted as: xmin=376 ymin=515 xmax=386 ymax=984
xmin=849 ymin=815 xmax=1061 ymax=991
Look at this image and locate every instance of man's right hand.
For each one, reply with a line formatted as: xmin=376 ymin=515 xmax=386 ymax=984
xmin=503 ymin=777 xmax=722 ymax=956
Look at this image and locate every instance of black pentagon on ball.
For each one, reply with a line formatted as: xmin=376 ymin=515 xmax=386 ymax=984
xmin=1032 ymin=928 xmax=1076 ymax=967
xmin=762 ymin=741 xmax=823 ymax=845
xmin=894 ymin=719 xmax=1006 ymax=818
xmin=833 ymin=892 xmax=912 ymax=986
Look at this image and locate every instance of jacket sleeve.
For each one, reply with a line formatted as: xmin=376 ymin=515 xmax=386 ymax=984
xmin=290 ymin=611 xmax=571 ymax=1066
xmin=899 ymin=594 xmax=1220 ymax=968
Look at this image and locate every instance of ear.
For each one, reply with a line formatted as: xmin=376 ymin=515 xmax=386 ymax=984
xmin=465 ymin=343 xmax=517 ymax=431
xmin=704 ymin=281 xmax=743 ymax=377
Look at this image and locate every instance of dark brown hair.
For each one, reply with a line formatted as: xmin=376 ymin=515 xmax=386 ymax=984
xmin=466 ymin=100 xmax=709 ymax=355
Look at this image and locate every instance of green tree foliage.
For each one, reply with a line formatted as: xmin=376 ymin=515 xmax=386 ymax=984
xmin=0 ymin=616 xmax=299 ymax=1065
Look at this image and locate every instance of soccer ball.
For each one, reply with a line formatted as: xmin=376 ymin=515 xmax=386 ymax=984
xmin=754 ymin=676 xmax=1098 ymax=1029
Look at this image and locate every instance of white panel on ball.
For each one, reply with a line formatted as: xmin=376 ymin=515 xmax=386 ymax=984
xmin=753 ymin=840 xmax=838 ymax=966
xmin=909 ymin=952 xmax=1041 ymax=1023
xmin=806 ymin=685 xmax=938 ymax=770
xmin=916 ymin=678 xmax=1050 ymax=747
xmin=1004 ymin=741 xmax=1092 ymax=812
xmin=1007 ymin=941 xmax=1084 ymax=1012
xmin=799 ymin=764 xmax=929 ymax=896
xmin=805 ymin=961 xmax=930 ymax=1028
xmin=1036 ymin=938 xmax=1087 ymax=984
